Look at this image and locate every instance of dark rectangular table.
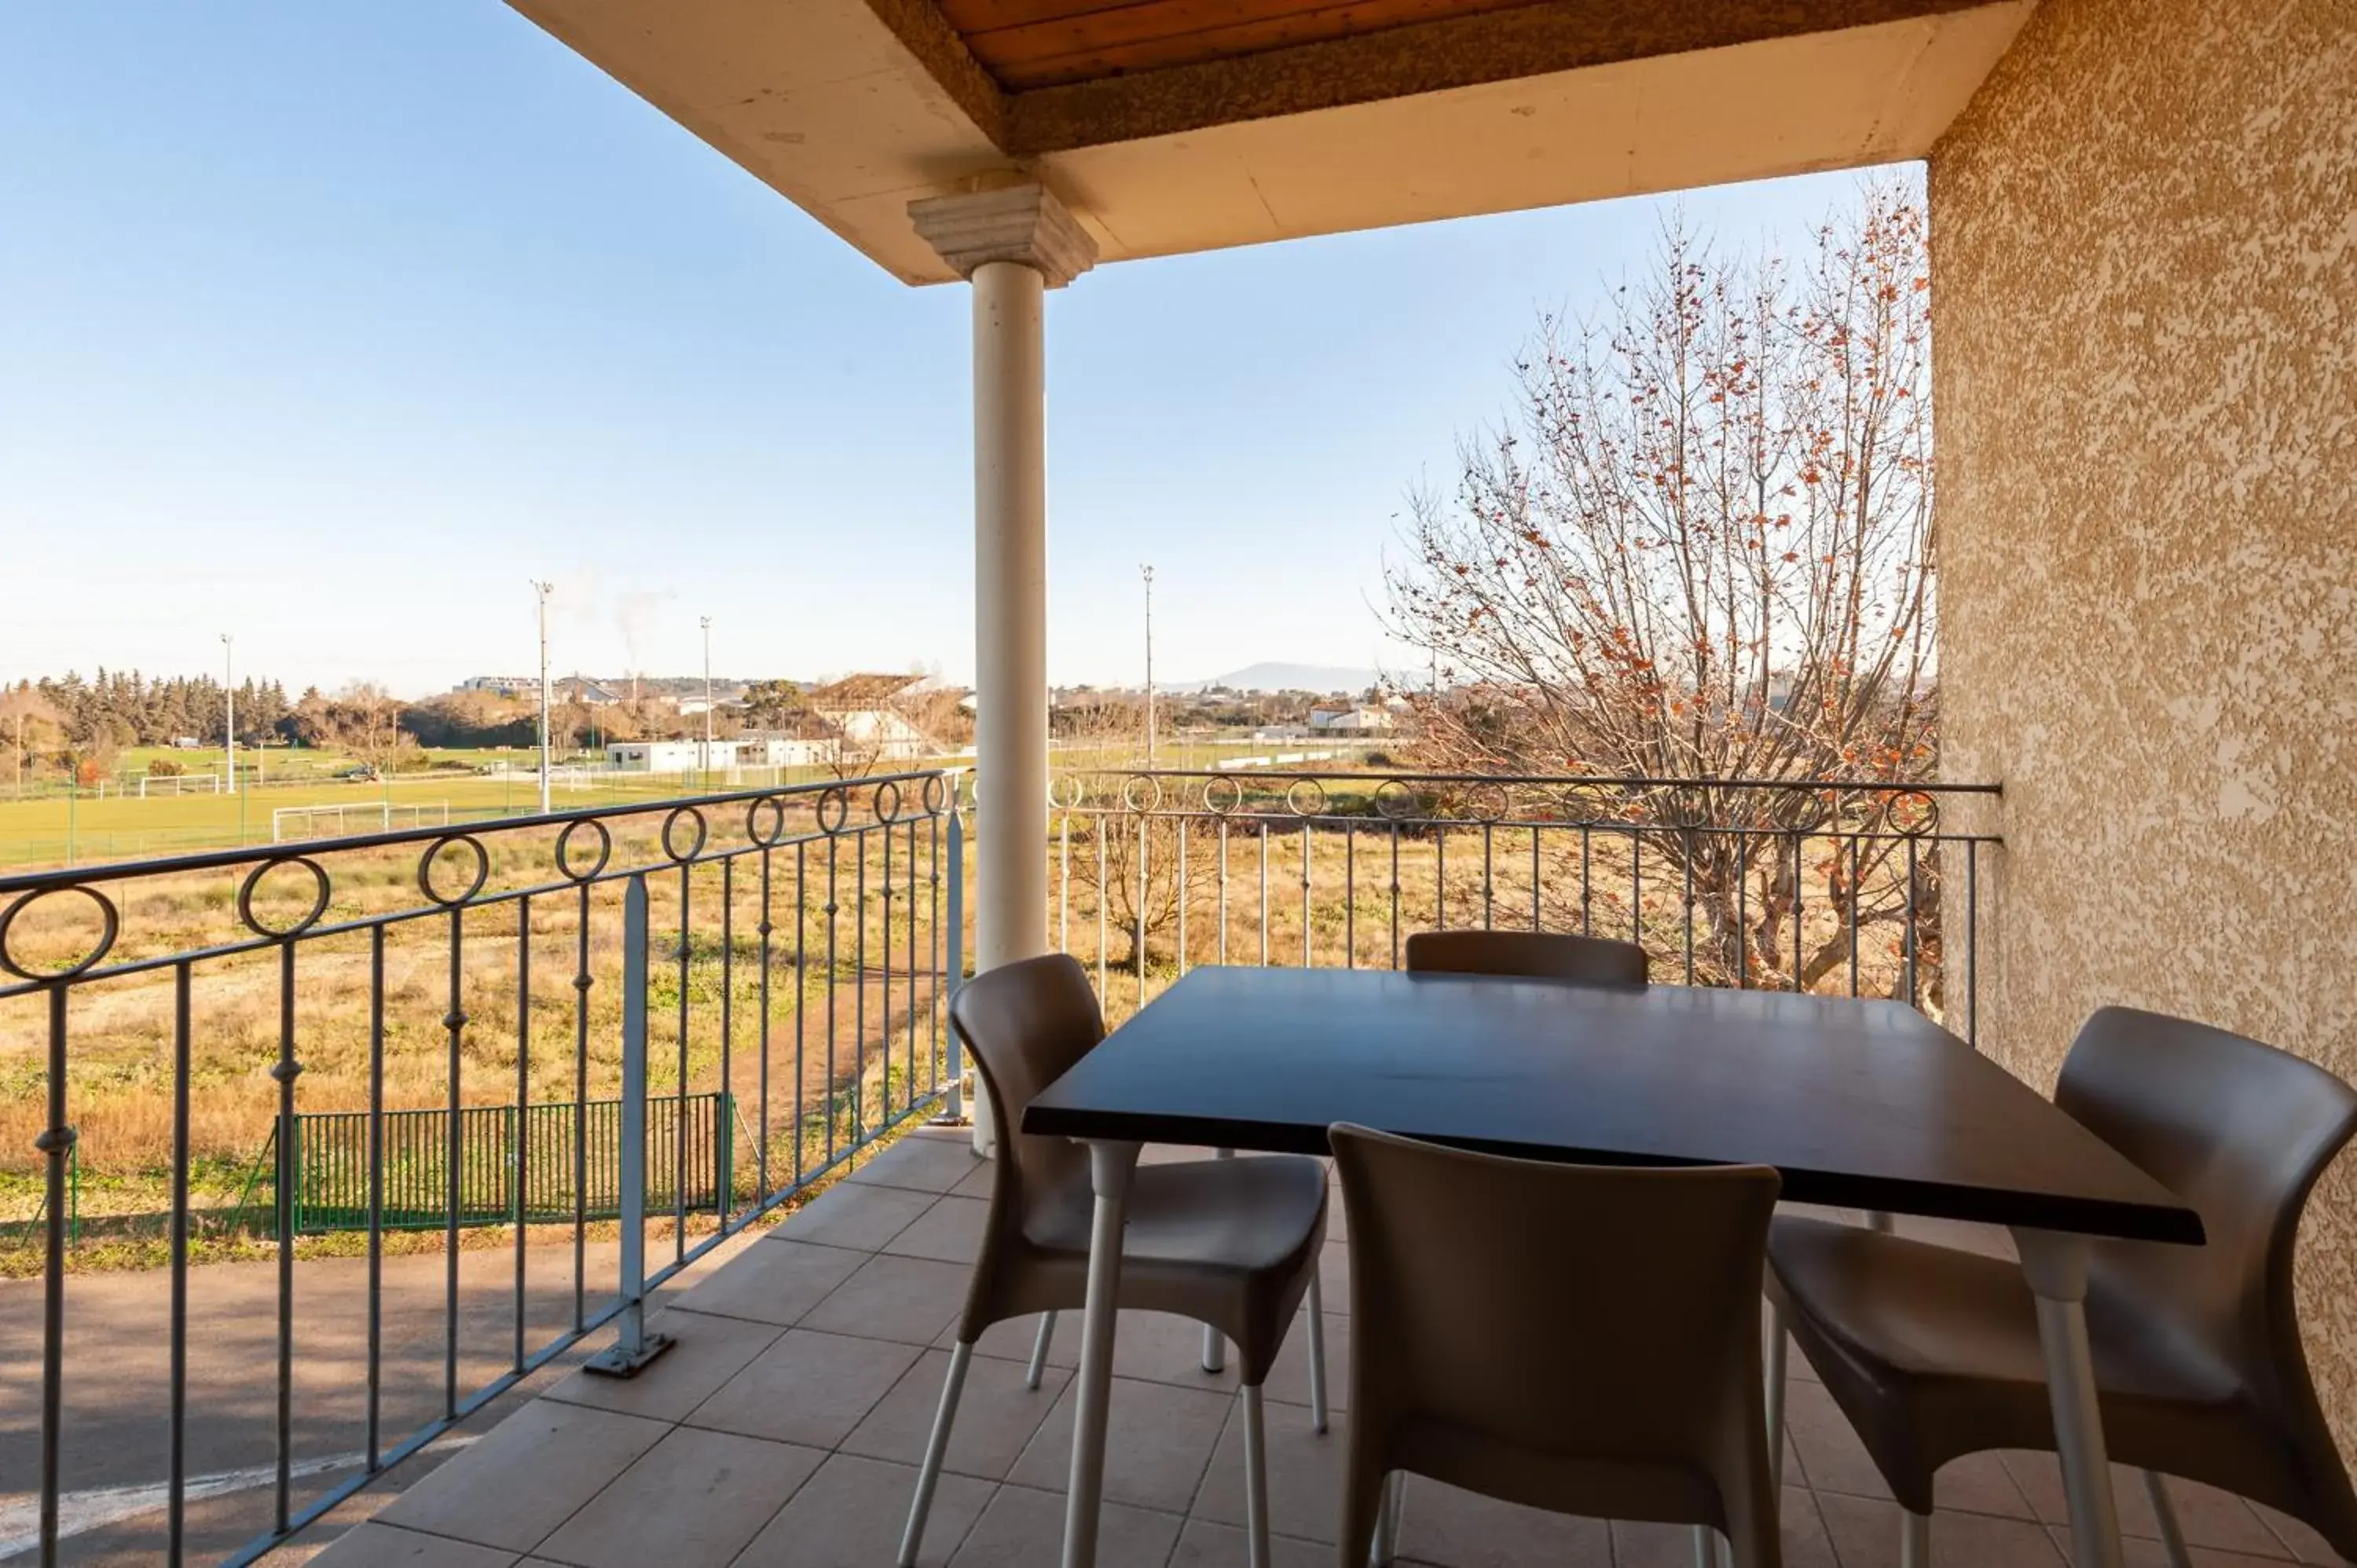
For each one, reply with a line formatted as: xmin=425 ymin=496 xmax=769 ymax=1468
xmin=1021 ymin=966 xmax=2202 ymax=1568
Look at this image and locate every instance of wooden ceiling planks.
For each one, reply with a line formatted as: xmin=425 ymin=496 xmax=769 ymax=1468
xmin=939 ymin=0 xmax=1551 ymax=90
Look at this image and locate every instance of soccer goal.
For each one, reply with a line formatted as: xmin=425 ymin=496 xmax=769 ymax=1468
xmin=272 ymin=800 xmax=450 ymax=843
xmin=137 ymin=771 xmax=222 ymax=798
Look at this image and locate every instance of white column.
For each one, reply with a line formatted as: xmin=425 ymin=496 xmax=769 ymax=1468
xmin=972 ymin=257 xmax=1050 ymax=976
xmin=911 ymin=182 xmax=1098 ymax=1155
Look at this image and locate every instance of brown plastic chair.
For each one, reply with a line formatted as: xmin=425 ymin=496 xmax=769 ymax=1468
xmin=1766 ymin=1006 xmax=2357 ymax=1568
xmin=1329 ymin=1123 xmax=1784 ymax=1568
xmin=899 ymin=954 xmax=1330 ymax=1568
xmin=1405 ymin=929 xmax=1650 ymax=986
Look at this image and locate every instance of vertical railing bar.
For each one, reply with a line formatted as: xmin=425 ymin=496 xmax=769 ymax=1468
xmin=1736 ymin=837 xmax=1749 ymax=991
xmin=571 ymin=881 xmax=589 ymax=1334
xmin=1682 ymin=831 xmax=1697 ymax=986
xmin=514 ymin=893 xmax=531 ymax=1374
xmin=720 ymin=856 xmax=735 ymax=1219
xmin=1482 ymin=822 xmax=1494 ymax=930
xmin=1135 ymin=811 xmax=1147 ymax=1009
xmin=945 ymin=798 xmax=966 ymax=1122
xmin=907 ymin=816 xmax=920 ymax=1105
xmin=1904 ymin=834 xmax=1921 ymax=1009
xmin=1388 ymin=822 xmax=1401 ymax=969
xmin=1096 ymin=822 xmax=1109 ymax=996
xmin=1058 ymin=811 xmax=1071 ymax=955
xmin=825 ymin=833 xmax=839 ymax=1169
xmin=439 ymin=902 xmax=464 ymax=1426
xmin=1300 ymin=819 xmax=1312 ymax=969
xmin=674 ymin=860 xmax=690 ymax=1259
xmin=1218 ymin=821 xmax=1230 ymax=965
xmin=1791 ymin=830 xmax=1805 ymax=995
xmin=167 ymin=962 xmax=192 ymax=1566
xmin=796 ymin=840 xmax=808 ymax=1186
xmin=867 ymin=826 xmax=881 ymax=1134
xmin=277 ymin=936 xmax=302 ymax=1533
xmin=1435 ymin=824 xmax=1447 ymax=931
xmin=1345 ymin=824 xmax=1356 ymax=969
xmin=1176 ymin=818 xmax=1189 ymax=976
xmin=35 ymin=990 xmax=68 ymax=1554
xmin=757 ymin=838 xmax=774 ymax=1201
xmin=1530 ymin=823 xmax=1541 ymax=932
xmin=1629 ymin=826 xmax=1641 ymax=952
xmin=1258 ymin=822 xmax=1270 ymax=966
xmin=1967 ymin=840 xmax=1981 ymax=1049
xmin=1580 ymin=826 xmax=1593 ymax=935
xmin=1848 ymin=835 xmax=1862 ymax=998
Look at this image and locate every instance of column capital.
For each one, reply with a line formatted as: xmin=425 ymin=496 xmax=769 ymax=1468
xmin=909 ymin=183 xmax=1098 ymax=288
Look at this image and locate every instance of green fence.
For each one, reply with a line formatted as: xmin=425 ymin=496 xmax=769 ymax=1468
xmin=242 ymin=1094 xmax=732 ymax=1236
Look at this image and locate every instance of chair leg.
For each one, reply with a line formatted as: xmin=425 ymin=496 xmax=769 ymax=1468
xmin=1025 ymin=1311 xmax=1056 ymax=1391
xmin=1240 ymin=1383 xmax=1270 ymax=1568
xmin=1765 ymin=1299 xmax=1788 ymax=1493
xmin=1204 ymin=1149 xmax=1238 ymax=1373
xmin=898 ymin=1339 xmax=973 ymax=1567
xmin=1865 ymin=1211 xmax=1896 ymax=1233
xmin=1306 ymin=1267 xmax=1330 ymax=1434
xmin=1370 ymin=1472 xmax=1403 ymax=1566
xmin=1898 ymin=1508 xmax=1931 ymax=1568
xmin=2143 ymin=1470 xmax=2194 ymax=1568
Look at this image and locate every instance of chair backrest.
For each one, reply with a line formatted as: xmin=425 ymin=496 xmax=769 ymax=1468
xmin=948 ymin=953 xmax=1102 ymax=1254
xmin=2060 ymin=1006 xmax=2357 ymax=1541
xmin=1405 ymin=929 xmax=1650 ymax=986
xmin=1329 ymin=1123 xmax=1779 ymax=1552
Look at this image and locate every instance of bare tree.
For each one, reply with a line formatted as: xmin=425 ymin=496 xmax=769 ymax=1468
xmin=1386 ymin=184 xmax=1937 ymax=993
xmin=328 ymin=683 xmax=421 ymax=775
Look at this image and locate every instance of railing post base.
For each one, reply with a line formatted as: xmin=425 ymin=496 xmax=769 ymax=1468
xmin=583 ymin=1329 xmax=675 ymax=1379
xmin=585 ymin=874 xmax=676 ymax=1383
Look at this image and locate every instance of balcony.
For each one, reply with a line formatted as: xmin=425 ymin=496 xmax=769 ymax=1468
xmin=5 ymin=766 xmax=2029 ymax=1564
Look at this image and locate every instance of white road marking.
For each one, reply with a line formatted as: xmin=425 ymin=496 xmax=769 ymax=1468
xmin=0 ymin=1436 xmax=478 ymax=1559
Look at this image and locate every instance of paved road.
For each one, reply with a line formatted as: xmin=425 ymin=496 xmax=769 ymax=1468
xmin=0 ymin=1228 xmax=761 ymax=1564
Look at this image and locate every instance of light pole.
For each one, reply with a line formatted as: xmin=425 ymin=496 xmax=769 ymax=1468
xmin=1140 ymin=565 xmax=1155 ymax=768
xmin=700 ymin=615 xmax=713 ymax=775
xmin=533 ymin=581 xmax=554 ymax=814
xmin=220 ymin=633 xmax=236 ymax=796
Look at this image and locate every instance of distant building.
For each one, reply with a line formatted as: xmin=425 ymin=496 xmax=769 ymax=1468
xmin=606 ymin=740 xmax=742 ymax=771
xmin=555 ymin=676 xmax=622 ymax=706
xmin=458 ymin=675 xmax=537 ymax=698
xmin=805 ymin=673 xmax=940 ymax=760
xmin=1309 ymin=706 xmax=1394 ymax=734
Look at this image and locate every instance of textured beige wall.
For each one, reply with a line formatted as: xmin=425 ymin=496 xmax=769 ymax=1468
xmin=1932 ymin=0 xmax=2357 ymax=1447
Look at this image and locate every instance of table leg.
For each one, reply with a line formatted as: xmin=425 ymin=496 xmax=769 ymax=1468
xmin=1062 ymin=1138 xmax=1140 ymax=1568
xmin=2012 ymin=1228 xmax=2125 ymax=1568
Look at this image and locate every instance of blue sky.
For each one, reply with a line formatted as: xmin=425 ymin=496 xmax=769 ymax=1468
xmin=0 ymin=2 xmax=1911 ymax=696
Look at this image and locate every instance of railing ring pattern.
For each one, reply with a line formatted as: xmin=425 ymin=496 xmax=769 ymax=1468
xmin=1467 ymin=782 xmax=1512 ymax=823
xmin=872 ymin=779 xmax=904 ymax=824
xmin=1373 ymin=779 xmax=1417 ymax=820
xmin=557 ymin=818 xmax=614 ymax=882
xmin=238 ymin=855 xmax=334 ymax=938
xmin=1888 ymin=789 xmax=1941 ymax=837
xmin=744 ymin=795 xmax=789 ymax=849
xmin=0 ymin=885 xmax=122 ymax=981
xmin=417 ymin=835 xmax=491 ymax=908
xmin=1120 ymin=775 xmax=1163 ymax=813
xmin=1200 ymin=776 xmax=1244 ymax=815
xmin=1285 ymin=778 xmax=1329 ymax=818
xmin=661 ymin=806 xmax=710 ymax=864
xmin=920 ymin=773 xmax=950 ymax=815
xmin=814 ymin=786 xmax=849 ymax=836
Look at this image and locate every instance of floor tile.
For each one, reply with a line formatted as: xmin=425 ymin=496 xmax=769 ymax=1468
xmin=1167 ymin=1519 xmax=1330 ymax=1568
xmin=311 ymin=1522 xmax=522 ymax=1567
xmin=773 ymin=1178 xmax=937 ymax=1252
xmin=949 ymin=1159 xmax=996 ymax=1200
xmin=1009 ymin=1374 xmax=1237 ymax=1515
xmin=2252 ymin=1503 xmax=2345 ymax=1564
xmin=674 ymin=1237 xmax=866 ymax=1327
xmin=543 ymin=1308 xmax=783 ymax=1423
xmin=842 ymin=1346 xmax=1072 ymax=1480
xmin=729 ymin=1452 xmax=992 ymax=1567
xmin=535 ymin=1427 xmax=823 ymax=1568
xmin=800 ymin=1252 xmax=970 ymax=1345
xmin=2003 ymin=1455 xmax=2289 ymax=1556
xmin=1784 ymin=1379 xmax=1895 ymax=1501
xmin=689 ymin=1328 xmax=922 ymax=1448
xmin=1191 ymin=1396 xmax=1345 ymax=1544
xmin=848 ymin=1131 xmax=984 ymax=1194
xmin=1388 ymin=1475 xmax=1614 ymax=1567
xmin=376 ymin=1402 xmax=669 ymax=1552
xmin=948 ymin=1483 xmax=1181 ymax=1567
xmin=1816 ymin=1490 xmax=2064 ymax=1567
xmin=884 ymin=1196 xmax=992 ymax=1266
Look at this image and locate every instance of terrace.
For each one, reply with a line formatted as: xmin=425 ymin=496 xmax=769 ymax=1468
xmin=7 ymin=0 xmax=2354 ymax=1563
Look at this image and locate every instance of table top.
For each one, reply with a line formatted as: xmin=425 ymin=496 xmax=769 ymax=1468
xmin=1023 ymin=966 xmax=2204 ymax=1245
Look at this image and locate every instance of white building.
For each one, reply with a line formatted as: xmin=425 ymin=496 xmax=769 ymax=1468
xmin=605 ymin=740 xmax=742 ymax=771
xmin=1309 ymin=706 xmax=1394 ymax=734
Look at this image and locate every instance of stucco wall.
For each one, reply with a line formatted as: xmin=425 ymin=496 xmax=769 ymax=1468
xmin=1932 ymin=0 xmax=2357 ymax=1448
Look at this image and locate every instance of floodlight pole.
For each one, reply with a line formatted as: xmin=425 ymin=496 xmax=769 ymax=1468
xmin=1141 ymin=565 xmax=1154 ymax=768
xmin=701 ymin=616 xmax=713 ymax=773
xmin=220 ymin=633 xmax=236 ymax=796
xmin=533 ymin=581 xmax=554 ymax=814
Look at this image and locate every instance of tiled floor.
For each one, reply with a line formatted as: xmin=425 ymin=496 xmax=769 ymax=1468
xmin=313 ymin=1128 xmax=2344 ymax=1568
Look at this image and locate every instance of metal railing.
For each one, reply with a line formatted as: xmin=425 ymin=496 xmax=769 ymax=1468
xmin=0 ymin=771 xmax=965 ymax=1566
xmin=1050 ymin=769 xmax=1998 ymax=1041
